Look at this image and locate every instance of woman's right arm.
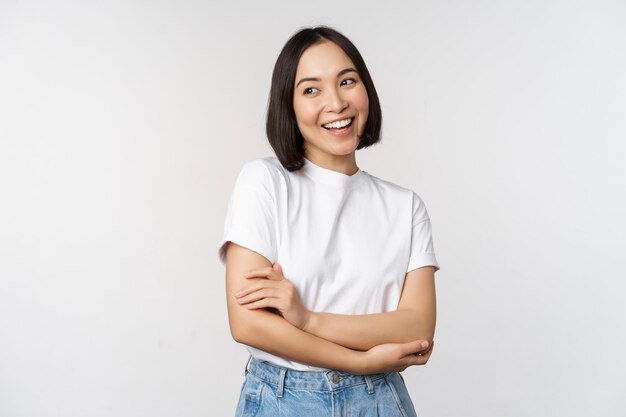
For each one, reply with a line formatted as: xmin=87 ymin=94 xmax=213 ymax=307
xmin=225 ymin=242 xmax=429 ymax=374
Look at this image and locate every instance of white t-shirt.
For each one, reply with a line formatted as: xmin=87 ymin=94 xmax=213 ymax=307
xmin=218 ymin=156 xmax=439 ymax=371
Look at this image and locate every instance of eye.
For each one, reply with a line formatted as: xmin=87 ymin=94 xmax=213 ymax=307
xmin=341 ymin=78 xmax=356 ymax=86
xmin=303 ymin=87 xmax=319 ymax=95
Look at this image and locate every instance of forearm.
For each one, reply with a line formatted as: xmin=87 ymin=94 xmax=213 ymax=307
xmin=226 ymin=243 xmax=364 ymax=372
xmin=304 ymin=308 xmax=435 ymax=351
xmin=304 ymin=266 xmax=437 ymax=351
xmin=226 ymin=243 xmax=433 ymax=372
xmin=229 ymin=301 xmax=365 ymax=373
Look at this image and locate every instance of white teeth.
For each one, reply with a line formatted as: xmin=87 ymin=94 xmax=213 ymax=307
xmin=323 ymin=118 xmax=352 ymax=129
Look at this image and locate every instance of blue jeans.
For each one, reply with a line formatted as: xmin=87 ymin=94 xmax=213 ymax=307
xmin=235 ymin=357 xmax=418 ymax=417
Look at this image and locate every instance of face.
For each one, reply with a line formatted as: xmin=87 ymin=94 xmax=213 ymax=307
xmin=292 ymin=41 xmax=369 ymax=166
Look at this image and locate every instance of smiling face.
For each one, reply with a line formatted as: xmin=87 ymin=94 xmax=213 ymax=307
xmin=292 ymin=40 xmax=369 ymax=172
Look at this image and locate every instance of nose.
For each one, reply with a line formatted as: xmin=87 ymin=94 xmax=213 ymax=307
xmin=325 ymin=87 xmax=348 ymax=113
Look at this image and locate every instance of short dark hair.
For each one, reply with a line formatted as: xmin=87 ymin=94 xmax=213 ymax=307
xmin=266 ymin=26 xmax=382 ymax=172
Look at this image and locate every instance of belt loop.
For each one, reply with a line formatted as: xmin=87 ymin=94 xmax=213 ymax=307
xmin=277 ymin=367 xmax=287 ymax=398
xmin=244 ymin=356 xmax=252 ymax=376
xmin=364 ymin=375 xmax=374 ymax=394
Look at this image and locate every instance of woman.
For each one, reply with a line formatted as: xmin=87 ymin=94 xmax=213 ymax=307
xmin=219 ymin=26 xmax=439 ymax=417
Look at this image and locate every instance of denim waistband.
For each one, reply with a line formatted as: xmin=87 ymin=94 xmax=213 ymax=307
xmin=246 ymin=356 xmax=389 ymax=394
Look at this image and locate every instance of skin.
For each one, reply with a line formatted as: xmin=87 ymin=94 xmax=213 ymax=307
xmin=225 ymin=40 xmax=436 ymax=374
xmin=236 ymin=264 xmax=436 ymax=353
xmin=292 ymin=40 xmax=369 ymax=175
xmin=225 ymin=243 xmax=431 ymax=374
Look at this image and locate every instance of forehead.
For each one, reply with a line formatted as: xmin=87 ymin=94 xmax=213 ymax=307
xmin=295 ymin=41 xmax=355 ymax=78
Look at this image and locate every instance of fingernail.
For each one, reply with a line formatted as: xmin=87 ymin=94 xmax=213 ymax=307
xmin=421 ymin=341 xmax=429 ymax=349
xmin=234 ymin=291 xmax=242 ymax=297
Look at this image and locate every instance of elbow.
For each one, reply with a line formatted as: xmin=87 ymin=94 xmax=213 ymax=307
xmin=408 ymin=329 xmax=435 ymax=345
xmin=230 ymin=327 xmax=243 ymax=344
xmin=228 ymin=313 xmax=260 ymax=345
xmin=421 ymin=325 xmax=436 ymax=344
xmin=229 ymin=320 xmax=249 ymax=344
xmin=420 ymin=325 xmax=436 ymax=343
xmin=227 ymin=302 xmax=254 ymax=344
xmin=403 ymin=311 xmax=436 ymax=343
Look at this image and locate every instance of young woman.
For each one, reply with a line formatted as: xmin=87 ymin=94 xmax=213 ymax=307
xmin=219 ymin=26 xmax=439 ymax=417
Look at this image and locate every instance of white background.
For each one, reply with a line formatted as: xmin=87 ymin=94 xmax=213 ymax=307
xmin=1 ymin=1 xmax=625 ymax=416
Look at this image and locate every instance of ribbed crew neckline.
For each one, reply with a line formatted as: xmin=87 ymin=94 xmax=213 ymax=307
xmin=301 ymin=157 xmax=366 ymax=188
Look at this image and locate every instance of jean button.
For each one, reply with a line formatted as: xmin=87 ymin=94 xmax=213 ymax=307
xmin=331 ymin=374 xmax=340 ymax=384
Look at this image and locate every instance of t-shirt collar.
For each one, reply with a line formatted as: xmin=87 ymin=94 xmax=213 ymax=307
xmin=301 ymin=157 xmax=366 ymax=188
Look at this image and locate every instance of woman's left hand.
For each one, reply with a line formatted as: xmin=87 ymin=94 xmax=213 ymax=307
xmin=235 ymin=263 xmax=311 ymax=330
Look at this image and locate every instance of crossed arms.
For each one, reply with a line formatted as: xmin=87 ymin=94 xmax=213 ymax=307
xmin=224 ymin=242 xmax=436 ymax=375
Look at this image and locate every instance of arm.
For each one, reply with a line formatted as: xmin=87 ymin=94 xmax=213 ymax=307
xmin=304 ymin=266 xmax=436 ymax=351
xmin=225 ymin=242 xmax=431 ymax=374
xmin=237 ymin=265 xmax=436 ymax=353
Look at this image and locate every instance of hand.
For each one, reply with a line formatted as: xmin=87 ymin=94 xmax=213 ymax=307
xmin=235 ymin=263 xmax=311 ymax=330
xmin=358 ymin=340 xmax=434 ymax=374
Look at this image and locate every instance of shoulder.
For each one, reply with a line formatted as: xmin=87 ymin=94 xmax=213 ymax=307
xmin=363 ymin=171 xmax=415 ymax=199
xmin=239 ymin=156 xmax=284 ymax=178
xmin=363 ymin=171 xmax=429 ymax=218
xmin=236 ymin=156 xmax=287 ymax=187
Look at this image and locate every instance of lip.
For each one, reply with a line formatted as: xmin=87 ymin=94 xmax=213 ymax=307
xmin=322 ymin=120 xmax=355 ymax=137
xmin=321 ymin=116 xmax=354 ymax=127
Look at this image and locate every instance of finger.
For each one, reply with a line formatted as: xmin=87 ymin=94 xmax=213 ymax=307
xmin=404 ymin=341 xmax=434 ymax=367
xmin=244 ymin=266 xmax=284 ymax=282
xmin=406 ymin=353 xmax=429 ymax=366
xmin=264 ymin=263 xmax=284 ymax=281
xmin=419 ymin=341 xmax=434 ymax=359
xmin=235 ymin=278 xmax=282 ymax=297
xmin=399 ymin=340 xmax=430 ymax=356
xmin=414 ymin=340 xmax=434 ymax=358
xmin=243 ymin=297 xmax=280 ymax=310
xmin=236 ymin=288 xmax=280 ymax=304
xmin=243 ymin=267 xmax=274 ymax=279
xmin=419 ymin=349 xmax=433 ymax=362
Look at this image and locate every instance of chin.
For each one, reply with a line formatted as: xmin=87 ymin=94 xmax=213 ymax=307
xmin=330 ymin=142 xmax=359 ymax=155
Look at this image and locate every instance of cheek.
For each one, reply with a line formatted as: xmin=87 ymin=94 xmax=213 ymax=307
xmin=347 ymin=84 xmax=368 ymax=114
xmin=354 ymin=87 xmax=369 ymax=127
xmin=294 ymin=101 xmax=319 ymax=128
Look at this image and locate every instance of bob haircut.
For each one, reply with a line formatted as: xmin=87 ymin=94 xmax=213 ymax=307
xmin=266 ymin=26 xmax=382 ymax=172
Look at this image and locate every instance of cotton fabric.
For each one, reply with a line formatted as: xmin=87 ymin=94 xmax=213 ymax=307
xmin=218 ymin=156 xmax=439 ymax=371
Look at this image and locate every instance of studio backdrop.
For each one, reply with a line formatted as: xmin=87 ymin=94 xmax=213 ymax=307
xmin=1 ymin=1 xmax=625 ymax=416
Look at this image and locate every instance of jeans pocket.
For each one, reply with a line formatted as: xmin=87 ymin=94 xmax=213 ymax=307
xmin=235 ymin=374 xmax=264 ymax=417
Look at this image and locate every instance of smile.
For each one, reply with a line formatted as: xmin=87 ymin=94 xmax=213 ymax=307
xmin=322 ymin=118 xmax=353 ymax=129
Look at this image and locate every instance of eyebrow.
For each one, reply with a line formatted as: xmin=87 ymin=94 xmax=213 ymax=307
xmin=295 ymin=67 xmax=358 ymax=88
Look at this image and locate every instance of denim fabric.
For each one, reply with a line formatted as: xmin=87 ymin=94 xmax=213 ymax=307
xmin=235 ymin=357 xmax=418 ymax=417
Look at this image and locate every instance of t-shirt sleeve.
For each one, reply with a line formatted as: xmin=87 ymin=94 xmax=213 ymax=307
xmin=217 ymin=160 xmax=278 ymax=265
xmin=406 ymin=191 xmax=440 ymax=273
